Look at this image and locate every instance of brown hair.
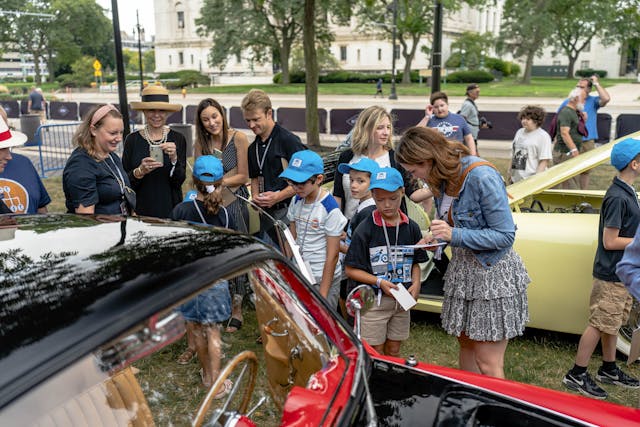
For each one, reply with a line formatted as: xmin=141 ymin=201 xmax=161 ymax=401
xmin=395 ymin=126 xmax=469 ymax=198
xmin=351 ymin=106 xmax=394 ymax=155
xmin=429 ymin=91 xmax=449 ymax=105
xmin=195 ymin=98 xmax=229 ymax=155
xmin=193 ymin=176 xmax=223 ymax=215
xmin=240 ymin=89 xmax=272 ymax=114
xmin=73 ymin=104 xmax=123 ymax=160
xmin=517 ymin=105 xmax=546 ymax=128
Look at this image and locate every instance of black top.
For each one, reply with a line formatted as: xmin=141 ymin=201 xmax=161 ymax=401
xmin=332 ymin=148 xmax=415 ymax=213
xmin=171 ymin=200 xmax=235 ymax=230
xmin=593 ymin=176 xmax=640 ymax=282
xmin=63 ymin=148 xmax=130 ymax=215
xmin=345 ymin=212 xmax=427 ymax=286
xmin=122 ymin=129 xmax=187 ymax=218
xmin=247 ymin=123 xmax=306 ymax=193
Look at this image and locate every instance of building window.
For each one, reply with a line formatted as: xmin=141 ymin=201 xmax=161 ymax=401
xmin=378 ymin=48 xmax=382 ymax=61
xmin=357 ymin=49 xmax=360 ymax=62
xmin=580 ymin=60 xmax=590 ymax=69
xmin=552 ymin=60 xmax=561 ymax=66
xmin=179 ymin=52 xmax=184 ymax=65
xmin=340 ymin=46 xmax=347 ymax=61
xmin=393 ymin=44 xmax=400 ymax=60
xmin=583 ymin=42 xmax=591 ymax=53
xmin=236 ymin=53 xmax=241 ymax=64
xmin=177 ymin=11 xmax=184 ymax=29
xmin=169 ymin=55 xmax=172 ymax=65
xmin=191 ymin=54 xmax=194 ymax=65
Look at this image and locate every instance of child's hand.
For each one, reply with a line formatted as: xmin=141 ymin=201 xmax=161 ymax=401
xmin=430 ymin=219 xmax=452 ymax=242
xmin=379 ymin=278 xmax=399 ymax=296
xmin=407 ymin=283 xmax=420 ymax=300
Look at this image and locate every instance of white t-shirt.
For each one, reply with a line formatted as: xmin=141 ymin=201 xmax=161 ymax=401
xmin=510 ymin=127 xmax=553 ymax=183
xmin=341 ymin=152 xmax=391 ymax=220
xmin=287 ymin=190 xmax=348 ymax=281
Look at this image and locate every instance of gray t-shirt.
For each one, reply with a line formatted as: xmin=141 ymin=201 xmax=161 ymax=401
xmin=459 ymin=98 xmax=480 ymax=139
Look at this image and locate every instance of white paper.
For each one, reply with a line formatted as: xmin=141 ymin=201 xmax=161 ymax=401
xmin=402 ymin=242 xmax=447 ymax=249
xmin=389 ymin=284 xmax=417 ymax=311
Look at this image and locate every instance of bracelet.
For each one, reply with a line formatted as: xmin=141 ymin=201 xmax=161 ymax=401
xmin=133 ymin=167 xmax=143 ymax=179
xmin=375 ymin=277 xmax=382 ymax=287
xmin=570 ymin=148 xmax=578 ymax=153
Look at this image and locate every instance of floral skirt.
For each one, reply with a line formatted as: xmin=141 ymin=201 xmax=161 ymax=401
xmin=441 ymin=247 xmax=530 ymax=341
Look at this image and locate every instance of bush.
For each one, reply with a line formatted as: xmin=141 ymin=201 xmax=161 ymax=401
xmin=484 ymin=57 xmax=520 ymax=77
xmin=575 ymin=69 xmax=607 ymax=78
xmin=446 ymin=70 xmax=494 ymax=83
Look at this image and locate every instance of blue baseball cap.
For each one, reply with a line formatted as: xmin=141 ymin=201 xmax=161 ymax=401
xmin=279 ymin=150 xmax=323 ymax=182
xmin=611 ymin=137 xmax=640 ymax=171
xmin=337 ymin=157 xmax=380 ymax=175
xmin=193 ymin=155 xmax=224 ymax=182
xmin=369 ymin=167 xmax=404 ymax=192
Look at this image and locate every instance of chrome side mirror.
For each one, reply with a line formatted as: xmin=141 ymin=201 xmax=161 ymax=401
xmin=346 ymin=285 xmax=375 ymax=339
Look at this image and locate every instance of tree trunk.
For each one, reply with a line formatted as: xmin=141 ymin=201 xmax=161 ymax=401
xmin=303 ymin=0 xmax=319 ymax=148
xmin=279 ymin=41 xmax=291 ymax=84
xmin=566 ymin=54 xmax=577 ymax=78
xmin=522 ymin=50 xmax=534 ymax=84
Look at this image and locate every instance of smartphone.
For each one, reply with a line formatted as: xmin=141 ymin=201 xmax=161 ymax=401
xmin=149 ymin=145 xmax=164 ymax=163
xmin=212 ymin=148 xmax=223 ymax=159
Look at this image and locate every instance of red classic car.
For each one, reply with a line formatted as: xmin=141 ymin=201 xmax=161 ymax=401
xmin=1 ymin=213 xmax=638 ymax=426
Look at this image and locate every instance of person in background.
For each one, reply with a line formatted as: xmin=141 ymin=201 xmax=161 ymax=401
xmin=458 ymin=83 xmax=488 ymax=150
xmin=27 ymin=86 xmax=46 ymax=125
xmin=171 ymin=155 xmax=233 ymax=398
xmin=508 ymin=105 xmax=553 ymax=183
xmin=417 ymin=91 xmax=477 ymax=155
xmin=123 ymin=85 xmax=186 ymax=218
xmin=63 ymin=104 xmax=131 ymax=215
xmin=562 ymin=138 xmax=640 ymax=400
xmin=0 ymin=106 xmax=50 ymax=213
xmin=333 ymin=106 xmax=414 ymax=221
xmin=557 ymin=75 xmax=611 ymax=189
xmin=281 ymin=150 xmax=347 ymax=309
xmin=0 ymin=114 xmax=28 ymax=214
xmin=374 ymin=78 xmax=383 ymax=98
xmin=344 ymin=167 xmax=427 ymax=357
xmin=242 ymin=89 xmax=306 ymax=247
xmin=553 ymin=88 xmax=586 ymax=190
xmin=396 ymin=126 xmax=529 ymax=378
xmin=194 ymin=98 xmax=250 ymax=333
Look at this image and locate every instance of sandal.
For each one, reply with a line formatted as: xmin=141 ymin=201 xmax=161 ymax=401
xmin=225 ymin=317 xmax=242 ymax=333
xmin=176 ymin=348 xmax=196 ymax=365
xmin=200 ymin=369 xmax=233 ymax=399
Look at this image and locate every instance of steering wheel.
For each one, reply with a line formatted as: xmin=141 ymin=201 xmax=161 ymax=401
xmin=192 ymin=350 xmax=259 ymax=427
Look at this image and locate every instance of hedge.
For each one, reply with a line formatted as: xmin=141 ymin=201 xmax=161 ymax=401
xmin=575 ymin=69 xmax=607 ymax=78
xmin=446 ymin=70 xmax=494 ymax=83
xmin=273 ymin=70 xmax=420 ymax=84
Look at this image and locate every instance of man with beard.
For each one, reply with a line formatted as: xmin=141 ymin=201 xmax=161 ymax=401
xmin=552 ymin=88 xmax=586 ymax=189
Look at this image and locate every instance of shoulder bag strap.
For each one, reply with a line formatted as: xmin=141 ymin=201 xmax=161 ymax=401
xmin=447 ymin=161 xmax=496 ymax=226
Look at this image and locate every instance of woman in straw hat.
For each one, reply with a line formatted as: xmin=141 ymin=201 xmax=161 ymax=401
xmin=63 ymin=104 xmax=132 ymax=215
xmin=123 ymin=85 xmax=186 ymax=218
xmin=0 ymin=115 xmax=28 ymax=213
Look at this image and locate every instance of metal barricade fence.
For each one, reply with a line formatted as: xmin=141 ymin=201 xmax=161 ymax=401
xmin=35 ymin=122 xmax=128 ymax=178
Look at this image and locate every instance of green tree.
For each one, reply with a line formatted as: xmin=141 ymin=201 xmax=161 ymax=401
xmin=143 ymin=50 xmax=155 ymax=74
xmin=355 ymin=0 xmax=488 ymax=84
xmin=447 ymin=31 xmax=494 ymax=70
xmin=499 ymin=0 xmax=554 ymax=84
xmin=197 ymin=0 xmax=305 ymax=84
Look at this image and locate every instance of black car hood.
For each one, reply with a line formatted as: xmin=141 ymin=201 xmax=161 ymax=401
xmin=0 ymin=214 xmax=280 ymax=408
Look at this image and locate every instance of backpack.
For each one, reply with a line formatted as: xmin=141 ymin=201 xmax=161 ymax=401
xmin=548 ymin=109 xmax=588 ymax=140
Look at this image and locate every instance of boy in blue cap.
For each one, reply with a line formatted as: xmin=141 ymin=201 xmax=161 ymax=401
xmin=563 ymin=137 xmax=640 ymax=399
xmin=280 ymin=150 xmax=347 ymax=309
xmin=344 ymin=167 xmax=427 ymax=357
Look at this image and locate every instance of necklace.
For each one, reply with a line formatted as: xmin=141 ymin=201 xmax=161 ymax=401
xmin=142 ymin=124 xmax=168 ymax=146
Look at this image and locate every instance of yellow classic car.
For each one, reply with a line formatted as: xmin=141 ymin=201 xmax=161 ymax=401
xmin=415 ymin=130 xmax=640 ymax=356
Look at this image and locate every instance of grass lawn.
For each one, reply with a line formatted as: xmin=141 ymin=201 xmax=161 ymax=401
xmin=40 ymin=155 xmax=640 ymax=409
xmin=183 ymin=77 xmax=632 ymax=98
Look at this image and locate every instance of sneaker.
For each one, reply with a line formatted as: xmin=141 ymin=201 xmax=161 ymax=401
xmin=562 ymin=371 xmax=608 ymax=399
xmin=596 ymin=366 xmax=640 ymax=389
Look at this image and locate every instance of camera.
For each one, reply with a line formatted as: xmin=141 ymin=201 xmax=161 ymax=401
xmin=479 ymin=116 xmax=493 ymax=129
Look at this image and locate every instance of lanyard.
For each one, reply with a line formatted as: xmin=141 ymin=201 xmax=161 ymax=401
xmin=255 ymin=136 xmax=273 ymax=175
xmin=102 ymin=155 xmax=126 ymax=195
xmin=297 ymin=189 xmax=323 ymax=253
xmin=381 ymin=219 xmax=400 ymax=274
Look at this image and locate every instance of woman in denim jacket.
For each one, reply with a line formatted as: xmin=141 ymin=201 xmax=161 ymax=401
xmin=396 ymin=126 xmax=529 ymax=379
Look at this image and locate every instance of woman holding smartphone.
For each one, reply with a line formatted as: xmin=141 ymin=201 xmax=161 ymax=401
xmin=123 ymin=85 xmax=187 ymax=218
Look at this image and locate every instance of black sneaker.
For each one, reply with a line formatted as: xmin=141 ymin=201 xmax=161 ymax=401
xmin=596 ymin=366 xmax=640 ymax=389
xmin=562 ymin=371 xmax=608 ymax=399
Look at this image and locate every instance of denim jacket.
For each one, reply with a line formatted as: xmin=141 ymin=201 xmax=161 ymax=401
xmin=435 ymin=156 xmax=515 ymax=269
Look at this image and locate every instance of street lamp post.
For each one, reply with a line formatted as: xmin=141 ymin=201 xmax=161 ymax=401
xmin=388 ymin=0 xmax=398 ymax=100
xmin=135 ymin=10 xmax=144 ymax=94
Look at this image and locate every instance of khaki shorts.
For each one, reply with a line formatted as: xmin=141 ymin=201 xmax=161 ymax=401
xmin=588 ymin=278 xmax=633 ymax=335
xmin=361 ymin=294 xmax=410 ymax=345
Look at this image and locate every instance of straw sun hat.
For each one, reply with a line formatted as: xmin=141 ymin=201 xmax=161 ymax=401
xmin=130 ymin=85 xmax=182 ymax=112
xmin=0 ymin=119 xmax=27 ymax=149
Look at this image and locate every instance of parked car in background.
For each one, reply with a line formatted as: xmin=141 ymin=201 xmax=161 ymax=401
xmin=1 ymin=213 xmax=639 ymax=426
